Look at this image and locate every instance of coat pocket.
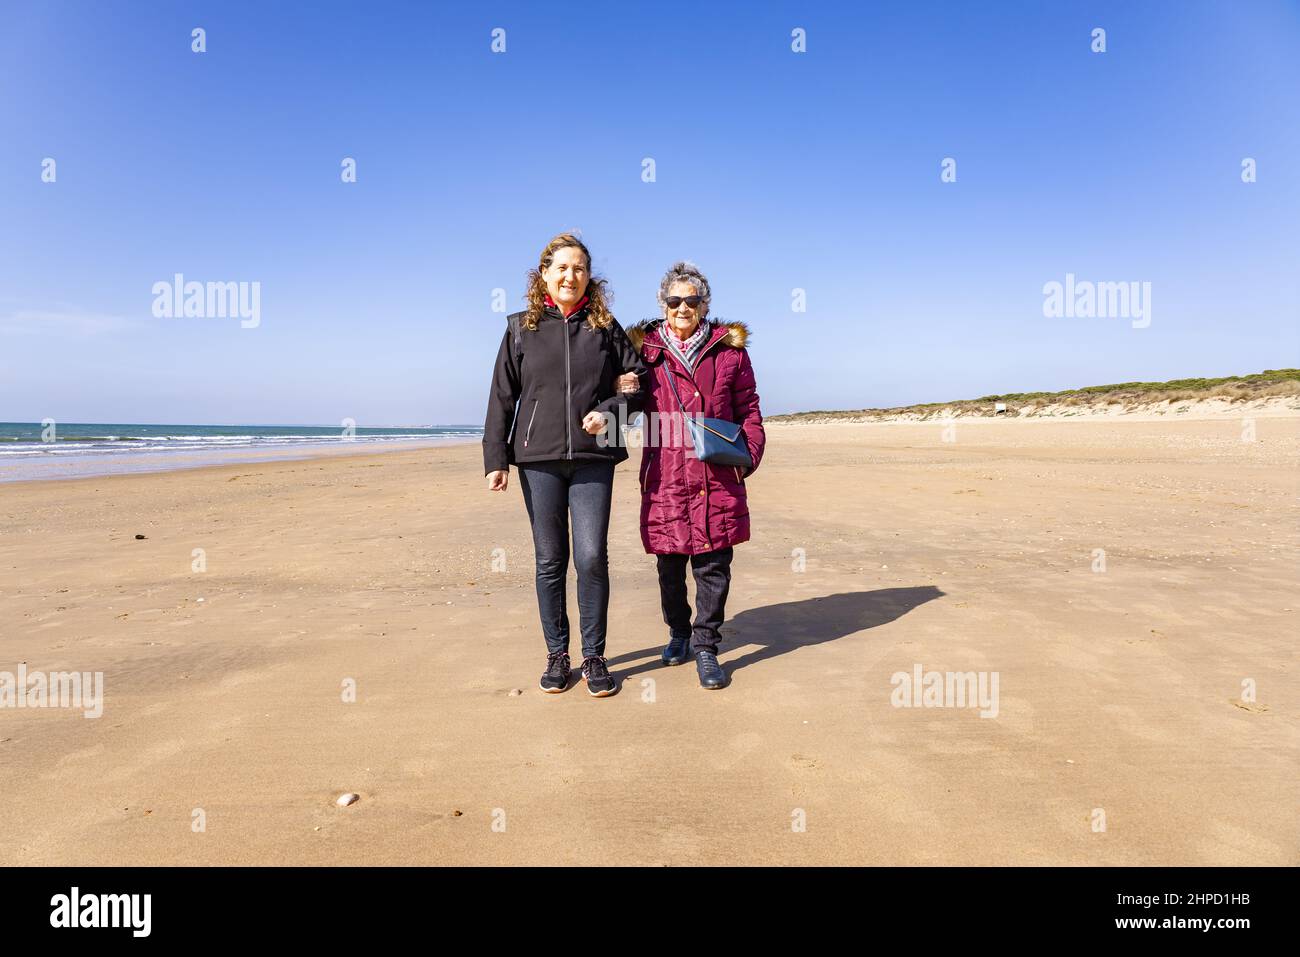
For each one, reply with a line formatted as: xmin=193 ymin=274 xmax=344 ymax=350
xmin=712 ymin=461 xmax=745 ymax=490
xmin=639 ymin=448 xmax=658 ymax=494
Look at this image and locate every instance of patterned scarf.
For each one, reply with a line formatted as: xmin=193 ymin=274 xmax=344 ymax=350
xmin=659 ymin=320 xmax=711 ymax=372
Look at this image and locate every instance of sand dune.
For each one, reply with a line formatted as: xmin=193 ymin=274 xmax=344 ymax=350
xmin=774 ymin=394 xmax=1300 ymax=425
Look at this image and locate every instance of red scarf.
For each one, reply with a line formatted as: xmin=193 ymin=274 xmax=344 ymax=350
xmin=544 ymin=293 xmax=590 ymax=318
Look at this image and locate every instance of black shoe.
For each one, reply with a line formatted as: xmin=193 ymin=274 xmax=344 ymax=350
xmin=581 ymin=655 xmax=617 ymax=697
xmin=695 ymin=650 xmax=726 ymax=689
xmin=661 ymin=633 xmax=691 ymax=666
xmin=539 ymin=651 xmax=571 ymax=693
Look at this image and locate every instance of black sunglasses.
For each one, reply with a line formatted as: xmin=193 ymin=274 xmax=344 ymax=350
xmin=664 ymin=296 xmax=703 ymax=309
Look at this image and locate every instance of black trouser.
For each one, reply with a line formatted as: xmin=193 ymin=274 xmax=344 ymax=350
xmin=517 ymin=459 xmax=615 ymax=659
xmin=655 ymin=547 xmax=734 ymax=655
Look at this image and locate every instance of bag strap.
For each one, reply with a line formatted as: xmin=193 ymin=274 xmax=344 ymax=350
xmin=659 ymin=324 xmax=700 ymax=417
xmin=663 ymin=348 xmax=743 ymax=441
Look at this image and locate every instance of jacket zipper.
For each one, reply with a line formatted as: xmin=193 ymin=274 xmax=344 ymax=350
xmin=523 ymin=399 xmax=539 ymax=447
xmin=564 ymin=314 xmax=573 ymax=459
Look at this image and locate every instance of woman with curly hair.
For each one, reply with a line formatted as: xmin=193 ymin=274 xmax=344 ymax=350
xmin=483 ymin=233 xmax=646 ymax=697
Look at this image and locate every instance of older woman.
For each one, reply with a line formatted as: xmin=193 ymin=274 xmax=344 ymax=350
xmin=483 ymin=233 xmax=646 ymax=697
xmin=627 ymin=262 xmax=765 ymax=689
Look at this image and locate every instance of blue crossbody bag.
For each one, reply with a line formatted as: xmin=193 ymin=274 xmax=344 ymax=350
xmin=663 ymin=365 xmax=753 ymax=470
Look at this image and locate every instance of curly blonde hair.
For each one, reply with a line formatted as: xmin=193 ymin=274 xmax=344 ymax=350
xmin=522 ymin=233 xmax=615 ymax=332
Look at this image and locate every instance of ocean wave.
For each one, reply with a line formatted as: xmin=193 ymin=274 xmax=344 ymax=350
xmin=0 ymin=432 xmax=482 ymax=456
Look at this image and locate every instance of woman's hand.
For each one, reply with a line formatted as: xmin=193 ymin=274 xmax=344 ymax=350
xmin=581 ymin=411 xmax=608 ymax=435
xmin=487 ymin=469 xmax=509 ymax=491
xmin=617 ymin=372 xmax=640 ymax=394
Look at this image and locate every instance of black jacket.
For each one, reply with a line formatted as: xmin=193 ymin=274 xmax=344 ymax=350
xmin=483 ymin=302 xmax=647 ymax=474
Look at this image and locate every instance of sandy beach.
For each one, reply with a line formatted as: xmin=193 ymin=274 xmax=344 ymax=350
xmin=1 ymin=415 xmax=1296 ymax=866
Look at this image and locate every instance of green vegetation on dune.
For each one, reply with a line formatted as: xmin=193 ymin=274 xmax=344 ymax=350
xmin=771 ymin=369 xmax=1300 ymax=421
xmin=975 ymin=369 xmax=1300 ymax=402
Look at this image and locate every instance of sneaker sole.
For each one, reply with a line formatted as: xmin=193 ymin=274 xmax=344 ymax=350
xmin=698 ymin=669 xmax=728 ymax=689
xmin=662 ymin=657 xmax=688 ymax=666
xmin=538 ymin=677 xmax=570 ymax=694
xmin=584 ymin=678 xmax=617 ymax=698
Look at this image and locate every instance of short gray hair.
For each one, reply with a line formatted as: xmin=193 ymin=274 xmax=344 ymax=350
xmin=657 ymin=260 xmax=711 ymax=308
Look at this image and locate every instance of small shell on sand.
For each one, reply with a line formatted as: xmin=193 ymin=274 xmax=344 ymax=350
xmin=508 ymin=688 xmax=523 ymax=696
xmin=336 ymin=792 xmax=360 ymax=807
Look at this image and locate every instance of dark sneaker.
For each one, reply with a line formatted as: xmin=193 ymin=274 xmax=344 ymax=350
xmin=661 ymin=633 xmax=691 ymax=666
xmin=695 ymin=650 xmax=726 ymax=690
xmin=539 ymin=651 xmax=571 ymax=693
xmin=581 ymin=655 xmax=617 ymax=697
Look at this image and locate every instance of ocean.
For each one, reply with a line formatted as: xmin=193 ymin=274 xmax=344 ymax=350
xmin=0 ymin=422 xmax=483 ymax=483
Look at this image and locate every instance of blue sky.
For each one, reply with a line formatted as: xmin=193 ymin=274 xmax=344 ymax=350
xmin=1 ymin=0 xmax=1297 ymax=424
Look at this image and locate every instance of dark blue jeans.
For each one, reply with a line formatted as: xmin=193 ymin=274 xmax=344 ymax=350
xmin=517 ymin=459 xmax=615 ymax=659
xmin=656 ymin=547 xmax=734 ymax=655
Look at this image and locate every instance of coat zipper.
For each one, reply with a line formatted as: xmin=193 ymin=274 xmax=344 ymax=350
xmin=523 ymin=399 xmax=539 ymax=447
xmin=695 ymin=326 xmax=730 ymax=363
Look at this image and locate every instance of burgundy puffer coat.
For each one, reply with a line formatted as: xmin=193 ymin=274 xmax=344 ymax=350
xmin=627 ymin=319 xmax=765 ymax=555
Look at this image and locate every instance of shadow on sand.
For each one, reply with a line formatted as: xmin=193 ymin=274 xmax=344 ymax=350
xmin=609 ymin=585 xmax=945 ymax=680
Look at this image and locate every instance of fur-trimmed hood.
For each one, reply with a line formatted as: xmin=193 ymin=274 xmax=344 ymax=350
xmin=627 ymin=318 xmax=750 ymax=354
